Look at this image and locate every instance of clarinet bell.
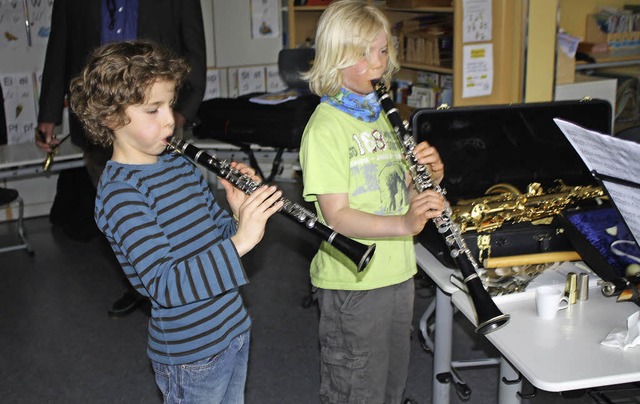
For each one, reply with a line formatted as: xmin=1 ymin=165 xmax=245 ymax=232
xmin=464 ymin=277 xmax=510 ymax=334
xmin=353 ymin=243 xmax=376 ymax=273
xmin=475 ymin=309 xmax=510 ymax=334
xmin=322 ymin=231 xmax=376 ymax=273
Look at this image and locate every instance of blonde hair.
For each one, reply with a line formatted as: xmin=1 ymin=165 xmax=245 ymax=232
xmin=70 ymin=40 xmax=189 ymax=147
xmin=303 ymin=0 xmax=399 ymax=97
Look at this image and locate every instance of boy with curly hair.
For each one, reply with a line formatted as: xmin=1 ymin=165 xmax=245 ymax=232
xmin=71 ymin=40 xmax=283 ymax=403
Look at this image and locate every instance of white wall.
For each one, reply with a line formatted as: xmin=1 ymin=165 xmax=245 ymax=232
xmin=201 ymin=0 xmax=216 ymax=67
xmin=212 ymin=0 xmax=282 ymax=67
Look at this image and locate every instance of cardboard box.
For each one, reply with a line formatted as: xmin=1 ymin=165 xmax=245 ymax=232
xmin=386 ymin=0 xmax=452 ymax=8
xmin=556 ymin=46 xmax=575 ymax=84
xmin=577 ymin=41 xmax=609 ymax=54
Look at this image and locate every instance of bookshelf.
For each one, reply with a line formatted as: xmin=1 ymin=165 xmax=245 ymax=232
xmin=286 ymin=0 xmax=524 ymax=107
xmin=287 ymin=2 xmax=326 ymax=49
xmin=558 ymin=0 xmax=640 ymax=71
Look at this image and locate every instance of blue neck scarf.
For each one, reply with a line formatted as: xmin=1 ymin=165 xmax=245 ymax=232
xmin=322 ymin=88 xmax=381 ymax=122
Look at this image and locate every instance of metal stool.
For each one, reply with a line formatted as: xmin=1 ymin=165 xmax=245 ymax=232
xmin=0 ymin=187 xmax=34 ymax=255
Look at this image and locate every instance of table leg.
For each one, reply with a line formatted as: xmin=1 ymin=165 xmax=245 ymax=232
xmin=498 ymin=357 xmax=522 ymax=404
xmin=433 ymin=286 xmax=453 ymax=404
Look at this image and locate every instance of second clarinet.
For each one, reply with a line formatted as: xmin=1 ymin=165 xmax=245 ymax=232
xmin=372 ymin=80 xmax=509 ymax=334
xmin=167 ymin=137 xmax=376 ymax=273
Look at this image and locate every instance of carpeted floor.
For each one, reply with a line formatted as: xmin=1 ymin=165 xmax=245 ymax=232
xmin=0 ymin=179 xmax=627 ymax=403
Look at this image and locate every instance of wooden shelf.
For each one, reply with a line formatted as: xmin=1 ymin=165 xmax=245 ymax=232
xmin=401 ymin=62 xmax=453 ymax=74
xmin=292 ymin=6 xmax=329 ymax=11
xmin=384 ymin=6 xmax=454 ymax=13
xmin=576 ymin=49 xmax=640 ymax=71
xmin=291 ymin=4 xmax=454 ymax=12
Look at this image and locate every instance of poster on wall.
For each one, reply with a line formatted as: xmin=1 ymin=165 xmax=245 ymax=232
xmin=204 ymin=69 xmax=221 ymax=101
xmin=1 ymin=72 xmax=38 ymax=144
xmin=238 ymin=66 xmax=266 ymax=96
xmin=251 ymin=0 xmax=280 ymax=39
xmin=204 ymin=69 xmax=223 ymax=101
xmin=27 ymin=0 xmax=54 ymax=47
xmin=0 ymin=0 xmax=53 ymax=49
xmin=462 ymin=43 xmax=493 ymax=98
xmin=462 ymin=0 xmax=492 ymax=43
xmin=0 ymin=0 xmax=29 ymax=49
xmin=265 ymin=65 xmax=287 ymax=93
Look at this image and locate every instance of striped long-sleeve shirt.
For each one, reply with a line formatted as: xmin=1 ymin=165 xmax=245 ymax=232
xmin=95 ymin=153 xmax=250 ymax=365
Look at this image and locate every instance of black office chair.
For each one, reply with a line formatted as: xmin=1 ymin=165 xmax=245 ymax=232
xmin=0 ymin=187 xmax=34 ymax=255
xmin=277 ymin=47 xmax=315 ymax=92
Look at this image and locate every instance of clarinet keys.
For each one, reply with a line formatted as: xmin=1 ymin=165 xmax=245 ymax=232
xmin=166 ymin=137 xmax=376 ymax=273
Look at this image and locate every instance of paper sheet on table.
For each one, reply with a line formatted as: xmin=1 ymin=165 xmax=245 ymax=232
xmin=553 ymin=118 xmax=640 ymax=246
xmin=249 ymin=90 xmax=298 ymax=105
xmin=601 ymin=311 xmax=640 ymax=350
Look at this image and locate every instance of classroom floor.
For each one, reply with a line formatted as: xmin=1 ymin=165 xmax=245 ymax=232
xmin=0 ymin=178 xmax=635 ymax=403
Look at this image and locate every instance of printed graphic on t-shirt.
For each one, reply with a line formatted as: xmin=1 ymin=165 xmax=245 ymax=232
xmin=349 ymin=128 xmax=408 ymax=215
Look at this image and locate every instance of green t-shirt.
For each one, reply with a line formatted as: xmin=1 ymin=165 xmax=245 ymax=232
xmin=299 ymin=102 xmax=417 ymax=290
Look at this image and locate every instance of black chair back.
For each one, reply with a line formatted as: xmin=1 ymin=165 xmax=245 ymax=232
xmin=278 ymin=48 xmax=315 ymax=92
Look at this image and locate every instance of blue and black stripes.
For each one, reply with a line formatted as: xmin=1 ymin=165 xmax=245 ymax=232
xmin=94 ymin=153 xmax=250 ymax=365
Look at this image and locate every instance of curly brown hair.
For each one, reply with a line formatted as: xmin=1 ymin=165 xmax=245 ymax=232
xmin=70 ymin=40 xmax=190 ymax=148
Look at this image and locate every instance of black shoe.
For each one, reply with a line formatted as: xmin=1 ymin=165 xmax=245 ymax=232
xmin=108 ymin=291 xmax=142 ymax=318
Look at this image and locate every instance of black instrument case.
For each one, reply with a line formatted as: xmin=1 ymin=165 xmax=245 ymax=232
xmin=411 ymin=99 xmax=613 ymax=269
xmin=192 ymin=48 xmax=319 ymax=151
xmin=193 ymin=94 xmax=319 ymax=150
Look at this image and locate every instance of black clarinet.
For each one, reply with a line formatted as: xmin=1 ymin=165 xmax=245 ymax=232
xmin=372 ymin=80 xmax=509 ymax=334
xmin=167 ymin=137 xmax=376 ymax=273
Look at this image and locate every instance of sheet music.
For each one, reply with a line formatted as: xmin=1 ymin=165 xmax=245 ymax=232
xmin=554 ymin=118 xmax=640 ymax=244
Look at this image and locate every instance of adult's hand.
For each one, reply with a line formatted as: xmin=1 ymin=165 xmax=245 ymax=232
xmin=35 ymin=122 xmax=60 ymax=153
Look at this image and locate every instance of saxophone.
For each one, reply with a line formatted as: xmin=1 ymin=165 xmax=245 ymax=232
xmin=453 ymin=181 xmax=607 ymax=233
xmin=372 ymin=80 xmax=509 ymax=335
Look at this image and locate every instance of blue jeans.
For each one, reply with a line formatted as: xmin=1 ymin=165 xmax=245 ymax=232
xmin=151 ymin=331 xmax=250 ymax=404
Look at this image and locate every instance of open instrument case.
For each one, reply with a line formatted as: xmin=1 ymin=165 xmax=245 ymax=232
xmin=558 ymin=205 xmax=640 ymax=297
xmin=411 ymin=99 xmax=616 ymax=278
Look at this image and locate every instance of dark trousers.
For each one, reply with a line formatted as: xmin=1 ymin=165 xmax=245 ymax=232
xmin=316 ymin=278 xmax=415 ymax=404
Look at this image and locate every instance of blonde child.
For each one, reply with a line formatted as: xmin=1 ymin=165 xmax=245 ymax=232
xmin=70 ymin=40 xmax=283 ymax=403
xmin=300 ymin=1 xmax=446 ymax=402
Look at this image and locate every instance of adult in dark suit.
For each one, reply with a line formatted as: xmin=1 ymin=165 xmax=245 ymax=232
xmin=35 ymin=0 xmax=206 ymax=317
xmin=36 ymin=0 xmax=206 ymax=167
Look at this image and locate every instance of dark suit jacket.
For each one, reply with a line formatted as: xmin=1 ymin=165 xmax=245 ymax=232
xmin=38 ymin=0 xmax=206 ymax=149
